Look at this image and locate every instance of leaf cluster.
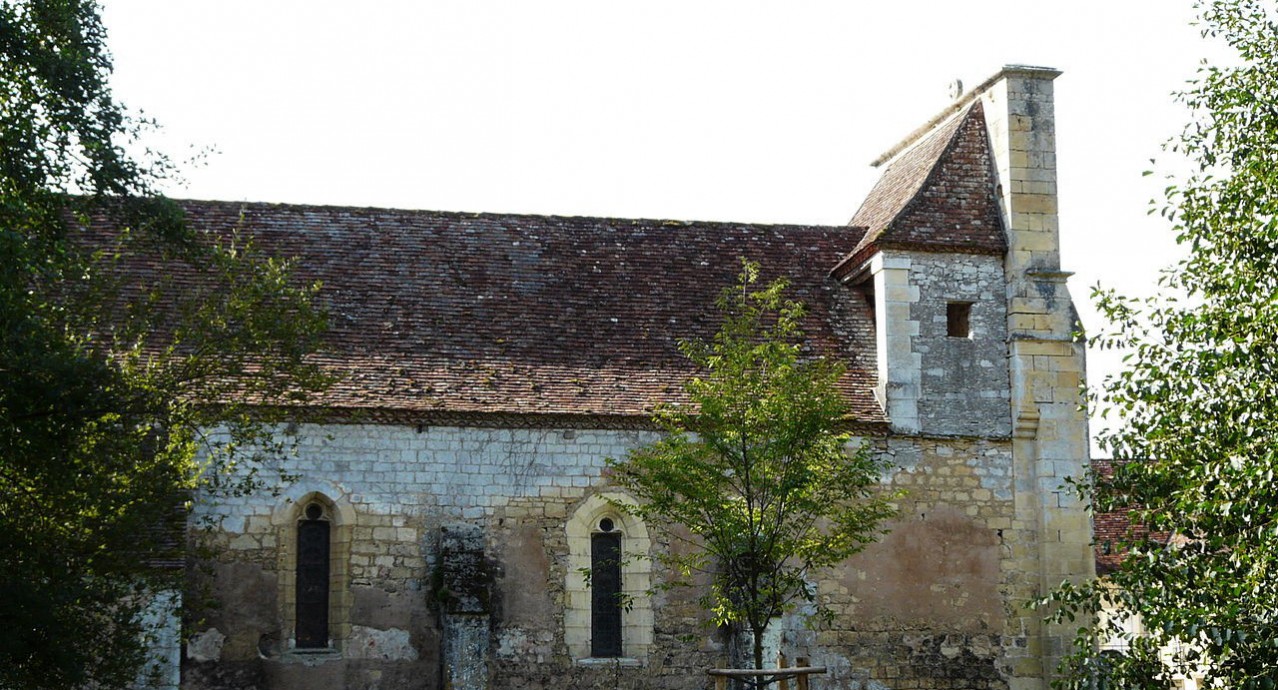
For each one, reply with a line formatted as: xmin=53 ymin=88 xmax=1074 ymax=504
xmin=608 ymin=261 xmax=896 ymax=671
xmin=1 ymin=2 xmax=330 ymax=687
xmin=1048 ymin=2 xmax=1278 ymax=688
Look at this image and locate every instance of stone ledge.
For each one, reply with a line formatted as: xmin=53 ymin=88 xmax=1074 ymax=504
xmin=574 ymin=657 xmax=643 ymax=668
xmin=279 ymin=648 xmax=342 ymax=666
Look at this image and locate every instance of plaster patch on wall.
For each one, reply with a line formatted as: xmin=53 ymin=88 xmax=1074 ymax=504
xmin=495 ymin=628 xmax=554 ymax=661
xmin=348 ymin=625 xmax=419 ymax=661
xmin=885 ymin=439 xmax=922 ymax=473
xmin=187 ymin=628 xmax=226 ymax=662
xmin=495 ymin=628 xmax=528 ymax=659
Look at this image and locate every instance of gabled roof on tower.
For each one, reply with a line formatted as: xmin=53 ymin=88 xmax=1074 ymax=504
xmin=831 ymin=101 xmax=1005 ymax=280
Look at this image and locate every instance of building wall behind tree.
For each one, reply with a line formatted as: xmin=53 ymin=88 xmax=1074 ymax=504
xmin=184 ymin=421 xmax=1052 ymax=690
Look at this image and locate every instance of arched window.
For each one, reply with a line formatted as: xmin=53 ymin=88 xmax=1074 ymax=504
xmin=565 ymin=493 xmax=653 ymax=662
xmin=590 ymin=516 xmax=623 ymax=657
xmin=272 ymin=489 xmax=353 ymax=655
xmin=295 ymin=501 xmax=331 ymax=648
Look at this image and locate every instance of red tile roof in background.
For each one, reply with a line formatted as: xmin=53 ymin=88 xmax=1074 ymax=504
xmin=1093 ymin=459 xmax=1129 ymax=575
xmin=1092 ymin=458 xmax=1170 ymax=575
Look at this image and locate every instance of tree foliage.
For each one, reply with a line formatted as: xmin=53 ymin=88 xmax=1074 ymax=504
xmin=608 ymin=261 xmax=895 ymax=677
xmin=0 ymin=2 xmax=329 ymax=687
xmin=1046 ymin=2 xmax=1278 ymax=688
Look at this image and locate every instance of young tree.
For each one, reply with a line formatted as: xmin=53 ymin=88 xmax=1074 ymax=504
xmin=0 ymin=2 xmax=329 ymax=687
xmin=1047 ymin=2 xmax=1278 ymax=688
xmin=608 ymin=261 xmax=896 ymax=679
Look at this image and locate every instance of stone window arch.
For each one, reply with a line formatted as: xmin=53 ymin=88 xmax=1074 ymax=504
xmin=272 ymin=489 xmax=355 ymax=654
xmin=564 ymin=492 xmax=653 ymax=662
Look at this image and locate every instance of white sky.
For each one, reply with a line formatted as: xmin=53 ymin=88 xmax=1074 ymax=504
xmin=102 ymin=1 xmax=1218 ymax=451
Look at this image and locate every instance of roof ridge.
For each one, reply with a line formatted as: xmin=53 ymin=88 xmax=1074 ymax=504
xmin=170 ymin=197 xmax=855 ymax=233
xmin=870 ymin=64 xmax=1061 ymax=168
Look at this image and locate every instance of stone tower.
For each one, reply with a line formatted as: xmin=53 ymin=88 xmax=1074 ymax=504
xmin=832 ymin=65 xmax=1093 ymax=688
xmin=981 ymin=66 xmax=1093 ymax=686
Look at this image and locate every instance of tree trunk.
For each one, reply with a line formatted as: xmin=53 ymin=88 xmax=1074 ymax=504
xmin=751 ymin=620 xmax=766 ymax=689
xmin=752 ymin=625 xmax=764 ymax=671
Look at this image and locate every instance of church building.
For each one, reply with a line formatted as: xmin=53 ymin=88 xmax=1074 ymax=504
xmin=177 ymin=65 xmax=1093 ymax=690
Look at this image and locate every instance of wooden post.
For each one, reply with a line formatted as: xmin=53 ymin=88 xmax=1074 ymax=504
xmin=707 ymin=664 xmax=825 ymax=690
xmin=778 ymin=653 xmax=790 ymax=690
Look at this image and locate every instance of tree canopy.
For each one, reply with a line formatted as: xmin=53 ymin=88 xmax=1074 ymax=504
xmin=1047 ymin=1 xmax=1278 ymax=688
xmin=608 ymin=261 xmax=895 ymax=678
xmin=0 ymin=1 xmax=329 ymax=687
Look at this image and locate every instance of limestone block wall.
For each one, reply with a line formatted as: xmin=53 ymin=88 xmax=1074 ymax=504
xmin=979 ymin=66 xmax=1094 ymax=686
xmin=184 ymin=423 xmax=720 ymax=690
xmin=907 ymin=251 xmax=1012 ymax=437
xmin=871 ymin=253 xmax=921 ymax=432
xmin=763 ymin=436 xmax=1042 ymax=690
xmin=871 ymin=250 xmax=1010 ymax=438
xmin=185 ymin=422 xmax=1054 ymax=690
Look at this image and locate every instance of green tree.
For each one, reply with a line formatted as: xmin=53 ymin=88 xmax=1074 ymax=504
xmin=1046 ymin=1 xmax=1278 ymax=688
xmin=608 ymin=261 xmax=896 ymax=681
xmin=0 ymin=2 xmax=329 ymax=688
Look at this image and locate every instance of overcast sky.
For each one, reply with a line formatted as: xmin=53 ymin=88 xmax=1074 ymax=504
xmin=101 ymin=1 xmax=1218 ymax=449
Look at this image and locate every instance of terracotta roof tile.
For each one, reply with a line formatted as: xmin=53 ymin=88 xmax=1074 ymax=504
xmin=1092 ymin=458 xmax=1169 ymax=576
xmin=1092 ymin=459 xmax=1128 ymax=575
xmin=832 ymin=101 xmax=1005 ymax=278
xmin=169 ymin=201 xmax=885 ymax=424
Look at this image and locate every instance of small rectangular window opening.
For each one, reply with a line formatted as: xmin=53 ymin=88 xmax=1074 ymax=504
xmin=947 ymin=302 xmax=973 ymax=338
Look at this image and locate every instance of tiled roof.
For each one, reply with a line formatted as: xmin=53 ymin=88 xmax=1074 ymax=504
xmin=1092 ymin=458 xmax=1169 ymax=576
xmin=173 ymin=201 xmax=885 ymax=425
xmin=831 ymin=101 xmax=1005 ymax=279
xmin=1093 ymin=459 xmax=1128 ymax=575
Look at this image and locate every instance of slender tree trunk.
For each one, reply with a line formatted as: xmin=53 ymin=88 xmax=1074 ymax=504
xmin=752 ymin=619 xmax=766 ymax=689
xmin=752 ymin=623 xmax=764 ymax=670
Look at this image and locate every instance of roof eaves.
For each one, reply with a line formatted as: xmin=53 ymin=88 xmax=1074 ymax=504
xmin=242 ymin=405 xmax=893 ymax=433
xmin=832 ymin=237 xmax=1005 ymax=284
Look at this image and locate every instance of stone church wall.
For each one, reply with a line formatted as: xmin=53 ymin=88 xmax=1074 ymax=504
xmin=906 ymin=251 xmax=1012 ymax=438
xmin=185 ymin=422 xmax=1040 ymax=690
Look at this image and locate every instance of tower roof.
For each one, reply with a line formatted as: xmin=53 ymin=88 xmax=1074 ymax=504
xmin=831 ymin=101 xmax=1005 ymax=279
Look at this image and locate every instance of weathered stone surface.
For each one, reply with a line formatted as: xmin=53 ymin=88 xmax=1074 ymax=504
xmin=186 ymin=628 xmax=226 ymax=663
xmin=347 ymin=626 xmax=418 ymax=661
xmin=442 ymin=615 xmax=489 ymax=690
